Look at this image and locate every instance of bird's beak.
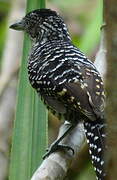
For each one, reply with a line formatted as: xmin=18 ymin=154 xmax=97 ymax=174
xmin=9 ymin=20 xmax=25 ymax=31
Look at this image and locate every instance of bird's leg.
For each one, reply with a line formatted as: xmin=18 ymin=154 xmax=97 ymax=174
xmin=43 ymin=123 xmax=75 ymax=159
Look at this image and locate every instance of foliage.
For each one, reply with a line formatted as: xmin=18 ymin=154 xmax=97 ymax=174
xmin=9 ymin=0 xmax=47 ymax=180
xmin=0 ymin=1 xmax=10 ymax=67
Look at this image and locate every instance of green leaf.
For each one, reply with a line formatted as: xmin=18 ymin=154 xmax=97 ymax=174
xmin=9 ymin=1 xmax=47 ymax=180
xmin=77 ymin=1 xmax=103 ymax=54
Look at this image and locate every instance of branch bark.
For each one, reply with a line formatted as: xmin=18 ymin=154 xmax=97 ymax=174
xmin=104 ymin=0 xmax=117 ymax=179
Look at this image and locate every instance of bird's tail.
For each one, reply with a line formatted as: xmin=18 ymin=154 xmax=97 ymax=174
xmin=84 ymin=119 xmax=106 ymax=180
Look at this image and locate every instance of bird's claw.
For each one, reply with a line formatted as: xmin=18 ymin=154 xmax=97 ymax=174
xmin=43 ymin=144 xmax=74 ymax=159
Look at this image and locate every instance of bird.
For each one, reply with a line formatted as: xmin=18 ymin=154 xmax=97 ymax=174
xmin=10 ymin=9 xmax=106 ymax=180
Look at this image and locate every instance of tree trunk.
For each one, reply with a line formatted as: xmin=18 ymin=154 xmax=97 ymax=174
xmin=104 ymin=0 xmax=117 ymax=179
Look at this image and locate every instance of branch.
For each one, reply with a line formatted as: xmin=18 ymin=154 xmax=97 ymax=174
xmin=104 ymin=0 xmax=117 ymax=178
xmin=31 ymin=27 xmax=107 ymax=180
xmin=31 ymin=122 xmax=85 ymax=180
xmin=94 ymin=26 xmax=107 ymax=81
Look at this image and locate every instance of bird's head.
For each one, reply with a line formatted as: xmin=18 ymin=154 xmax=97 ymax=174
xmin=10 ymin=9 xmax=71 ymax=43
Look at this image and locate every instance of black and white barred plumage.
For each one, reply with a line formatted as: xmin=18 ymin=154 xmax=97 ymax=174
xmin=10 ymin=9 xmax=106 ymax=180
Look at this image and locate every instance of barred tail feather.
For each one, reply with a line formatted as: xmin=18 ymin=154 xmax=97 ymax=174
xmin=84 ymin=120 xmax=106 ymax=180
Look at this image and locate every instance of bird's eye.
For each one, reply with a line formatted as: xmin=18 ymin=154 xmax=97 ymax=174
xmin=26 ymin=20 xmax=30 ymax=27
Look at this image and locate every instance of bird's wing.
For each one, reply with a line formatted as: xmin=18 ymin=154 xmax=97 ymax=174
xmin=61 ymin=64 xmax=105 ymax=121
xmin=38 ymin=44 xmax=105 ymax=121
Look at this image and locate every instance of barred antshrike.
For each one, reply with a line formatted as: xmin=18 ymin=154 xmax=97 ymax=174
xmin=10 ymin=9 xmax=106 ymax=180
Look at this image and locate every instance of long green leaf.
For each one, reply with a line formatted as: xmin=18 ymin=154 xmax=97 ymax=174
xmin=9 ymin=0 xmax=47 ymax=180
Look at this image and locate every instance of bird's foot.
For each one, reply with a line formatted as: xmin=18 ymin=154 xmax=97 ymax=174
xmin=43 ymin=143 xmax=74 ymax=159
